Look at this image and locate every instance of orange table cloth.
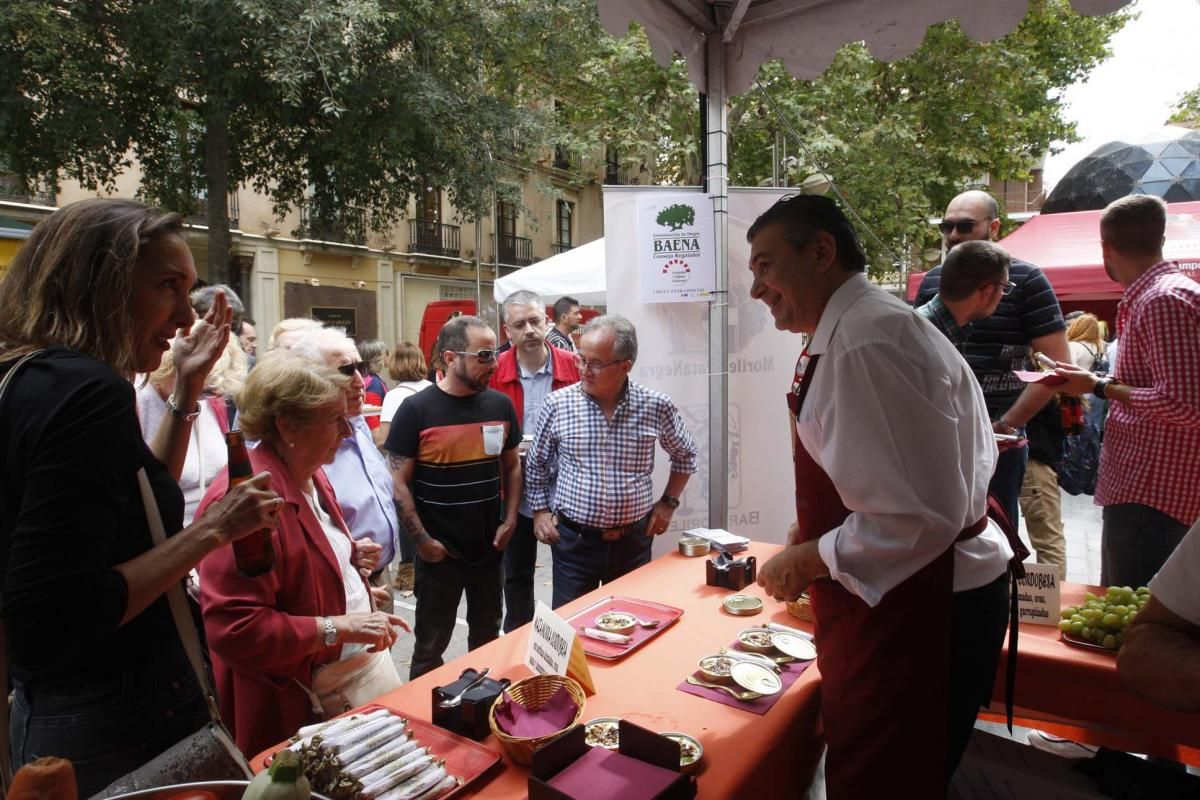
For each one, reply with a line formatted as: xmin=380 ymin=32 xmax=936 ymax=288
xmin=985 ymin=582 xmax=1200 ymax=764
xmin=254 ymin=541 xmax=822 ymax=799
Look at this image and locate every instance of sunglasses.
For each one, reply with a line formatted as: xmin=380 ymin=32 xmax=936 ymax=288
xmin=453 ymin=349 xmax=497 ymax=364
xmin=938 ymin=218 xmax=991 ymax=235
xmin=336 ymin=361 xmax=369 ymax=377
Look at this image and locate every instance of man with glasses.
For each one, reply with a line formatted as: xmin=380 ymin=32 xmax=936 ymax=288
xmin=384 ymin=315 xmax=522 ymax=678
xmin=915 ymin=190 xmax=1069 ymax=530
xmin=489 ymin=291 xmax=581 ymax=632
xmin=525 ymin=315 xmax=697 ymax=607
xmin=287 ymin=327 xmax=398 ymax=612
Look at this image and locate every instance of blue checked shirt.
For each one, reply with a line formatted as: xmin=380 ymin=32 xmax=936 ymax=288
xmin=323 ymin=415 xmax=399 ymax=566
xmin=525 ymin=380 xmax=698 ymax=528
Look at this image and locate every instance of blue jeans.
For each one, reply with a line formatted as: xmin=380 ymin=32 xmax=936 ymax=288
xmin=1101 ymin=503 xmax=1190 ymax=588
xmin=410 ymin=549 xmax=503 ymax=680
xmin=502 ymin=514 xmax=537 ymax=633
xmin=990 ymin=444 xmax=1028 ymax=531
xmin=9 ymin=645 xmax=207 ymax=797
xmin=551 ymin=514 xmax=653 ymax=609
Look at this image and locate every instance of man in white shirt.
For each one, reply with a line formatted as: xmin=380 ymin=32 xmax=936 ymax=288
xmin=748 ymin=195 xmax=1013 ymax=796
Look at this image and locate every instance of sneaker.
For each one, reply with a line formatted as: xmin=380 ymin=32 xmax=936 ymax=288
xmin=1026 ymin=731 xmax=1099 ymax=759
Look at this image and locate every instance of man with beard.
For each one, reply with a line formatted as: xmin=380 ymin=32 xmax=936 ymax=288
xmin=385 ymin=315 xmax=522 ymax=678
xmin=751 ymin=195 xmax=1012 ymax=796
xmin=546 ymin=296 xmax=583 ymax=352
xmin=490 ymin=291 xmax=580 ymax=632
xmin=914 ymin=190 xmax=1069 ymax=528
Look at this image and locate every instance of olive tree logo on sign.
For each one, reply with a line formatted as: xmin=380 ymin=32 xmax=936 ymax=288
xmin=656 ymin=204 xmax=695 ymax=231
xmin=637 ymin=192 xmax=715 ymax=304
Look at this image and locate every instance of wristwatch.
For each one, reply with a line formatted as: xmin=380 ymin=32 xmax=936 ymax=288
xmin=321 ymin=617 xmax=338 ymax=647
xmin=166 ymin=393 xmax=201 ymax=422
xmin=1092 ymin=378 xmax=1112 ymax=400
xmin=660 ymin=494 xmax=681 ymax=510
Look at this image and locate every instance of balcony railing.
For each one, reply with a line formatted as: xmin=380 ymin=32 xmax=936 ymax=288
xmin=497 ymin=233 xmax=533 ymax=266
xmin=298 ymin=203 xmax=367 ymax=246
xmin=553 ymin=145 xmax=578 ymax=172
xmin=552 ymin=242 xmax=573 ymax=255
xmin=604 ymin=162 xmax=638 ymax=185
xmin=0 ymin=174 xmax=56 ymax=206
xmin=409 ymin=219 xmax=461 ymax=258
xmin=184 ymin=192 xmax=240 ymax=229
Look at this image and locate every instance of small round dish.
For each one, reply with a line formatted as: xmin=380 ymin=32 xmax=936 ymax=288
xmin=736 ymin=626 xmax=778 ymax=654
xmin=661 ymin=732 xmax=703 ymax=773
xmin=678 ymin=535 xmax=711 ymax=557
xmin=771 ymin=631 xmax=817 ymax=661
xmin=722 ymin=594 xmax=764 ymax=616
xmin=583 ymin=717 xmax=621 ymax=749
xmin=697 ymin=654 xmax=735 ymax=684
xmin=730 ymin=660 xmax=783 ymax=696
xmin=594 ymin=611 xmax=636 ymax=636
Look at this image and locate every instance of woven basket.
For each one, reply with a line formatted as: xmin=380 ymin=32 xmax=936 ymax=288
xmin=787 ymin=592 xmax=814 ymax=622
xmin=488 ymin=674 xmax=586 ymax=765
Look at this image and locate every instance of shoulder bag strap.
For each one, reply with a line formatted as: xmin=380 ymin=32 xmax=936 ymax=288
xmin=0 ymin=350 xmax=46 ymax=794
xmin=137 ymin=465 xmax=253 ymax=778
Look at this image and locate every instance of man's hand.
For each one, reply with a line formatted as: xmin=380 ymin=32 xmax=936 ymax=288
xmin=533 ymin=510 xmax=560 ymax=545
xmin=647 ymin=500 xmax=675 ymax=536
xmin=352 ymin=538 xmax=383 ymax=573
xmin=786 ymin=520 xmax=801 ymax=546
xmin=1052 ymin=361 xmax=1101 ymax=397
xmin=757 ymin=541 xmax=829 ymax=602
xmin=370 ymin=584 xmax=392 ymax=608
xmin=415 ymin=534 xmax=448 ymax=563
xmin=493 ymin=517 xmax=517 ymax=550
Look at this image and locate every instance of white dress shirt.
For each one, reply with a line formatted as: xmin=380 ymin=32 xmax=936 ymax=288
xmin=802 ymin=274 xmax=1012 ymax=607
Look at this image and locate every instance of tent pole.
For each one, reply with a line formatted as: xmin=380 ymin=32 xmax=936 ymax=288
xmin=706 ymin=33 xmax=729 ymax=530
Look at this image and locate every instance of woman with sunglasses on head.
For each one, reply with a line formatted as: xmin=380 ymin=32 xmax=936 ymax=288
xmin=0 ymin=199 xmax=282 ymax=795
xmin=196 ymin=350 xmax=409 ymax=757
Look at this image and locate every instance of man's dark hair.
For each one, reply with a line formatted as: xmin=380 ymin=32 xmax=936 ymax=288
xmin=1101 ymin=194 xmax=1166 ymax=257
xmin=553 ymin=296 xmax=580 ymax=320
xmin=746 ymin=194 xmax=867 ymax=273
xmin=439 ymin=315 xmax=489 ymax=355
xmin=939 ymin=241 xmax=1011 ymax=302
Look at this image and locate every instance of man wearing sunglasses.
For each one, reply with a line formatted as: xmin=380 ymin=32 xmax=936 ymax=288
xmin=525 ymin=315 xmax=697 ymax=608
xmin=384 ymin=315 xmax=522 ymax=679
xmin=489 ymin=291 xmax=581 ymax=633
xmin=914 ymin=190 xmax=1070 ymax=531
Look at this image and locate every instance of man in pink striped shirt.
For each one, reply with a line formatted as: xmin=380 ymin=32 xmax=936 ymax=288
xmin=1055 ymin=194 xmax=1200 ymax=587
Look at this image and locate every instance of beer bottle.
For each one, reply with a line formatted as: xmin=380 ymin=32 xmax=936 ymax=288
xmin=225 ymin=429 xmax=275 ymax=576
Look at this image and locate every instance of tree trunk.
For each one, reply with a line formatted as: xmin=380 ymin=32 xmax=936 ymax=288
xmin=204 ymin=108 xmax=232 ymax=286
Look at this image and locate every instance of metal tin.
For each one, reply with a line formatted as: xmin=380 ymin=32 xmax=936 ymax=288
xmin=584 ymin=717 xmax=622 ymax=749
xmin=678 ymin=535 xmax=711 ymax=557
xmin=722 ymin=594 xmax=764 ymax=616
xmin=697 ymin=654 xmax=736 ymax=684
xmin=662 ymin=732 xmax=704 ymax=773
xmin=736 ymin=626 xmax=778 ymax=654
xmin=771 ymin=631 xmax=817 ymax=661
xmin=730 ymin=660 xmax=783 ymax=696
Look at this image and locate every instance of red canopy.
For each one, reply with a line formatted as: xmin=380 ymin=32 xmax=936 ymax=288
xmin=907 ymin=201 xmax=1200 ymax=303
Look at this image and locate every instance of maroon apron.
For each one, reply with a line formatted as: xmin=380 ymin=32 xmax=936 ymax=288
xmin=789 ymin=353 xmax=963 ymax=798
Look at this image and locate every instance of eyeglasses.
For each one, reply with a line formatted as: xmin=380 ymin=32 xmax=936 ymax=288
xmin=453 ymin=349 xmax=496 ymax=364
xmin=938 ymin=218 xmax=991 ymax=236
xmin=995 ymin=281 xmax=1016 ymax=296
xmin=336 ymin=361 xmax=369 ymax=377
xmin=574 ymin=355 xmax=627 ymax=373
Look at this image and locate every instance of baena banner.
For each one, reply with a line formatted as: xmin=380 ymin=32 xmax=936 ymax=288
xmin=636 ymin=192 xmax=716 ymax=303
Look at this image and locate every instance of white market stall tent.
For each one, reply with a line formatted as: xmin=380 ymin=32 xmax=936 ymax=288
xmin=492 ymin=237 xmax=606 ymax=306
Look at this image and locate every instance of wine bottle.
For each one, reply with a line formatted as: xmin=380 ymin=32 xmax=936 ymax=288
xmin=225 ymin=429 xmax=275 ymax=576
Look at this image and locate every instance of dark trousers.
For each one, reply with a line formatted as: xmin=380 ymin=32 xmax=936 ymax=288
xmin=410 ymin=550 xmax=503 ymax=680
xmin=1101 ymin=503 xmax=1190 ymax=588
xmin=946 ymin=572 xmax=1011 ymax=780
xmin=502 ymin=514 xmax=537 ymax=633
xmin=989 ymin=445 xmax=1029 ymax=532
xmin=551 ymin=515 xmax=652 ymax=609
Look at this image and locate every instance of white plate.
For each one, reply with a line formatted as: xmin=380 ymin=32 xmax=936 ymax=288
xmin=730 ymin=660 xmax=782 ymax=696
xmin=771 ymin=631 xmax=817 ymax=661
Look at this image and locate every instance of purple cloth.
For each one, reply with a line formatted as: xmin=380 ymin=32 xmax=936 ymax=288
xmin=493 ymin=685 xmax=578 ymax=737
xmin=547 ymin=747 xmax=681 ymax=798
xmin=676 ymin=647 xmax=814 ymax=716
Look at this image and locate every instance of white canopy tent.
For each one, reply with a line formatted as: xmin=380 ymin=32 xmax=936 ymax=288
xmin=595 ymin=0 xmax=1131 ymax=528
xmin=492 ymin=237 xmax=606 ymax=306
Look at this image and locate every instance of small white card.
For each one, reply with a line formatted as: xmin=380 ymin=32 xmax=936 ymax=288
xmin=524 ymin=602 xmax=595 ymax=693
xmin=684 ymin=527 xmax=750 ymax=547
xmin=1016 ymin=563 xmax=1061 ymax=627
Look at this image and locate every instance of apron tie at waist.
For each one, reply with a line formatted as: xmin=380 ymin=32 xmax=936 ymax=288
xmin=954 ymin=515 xmax=988 ymax=542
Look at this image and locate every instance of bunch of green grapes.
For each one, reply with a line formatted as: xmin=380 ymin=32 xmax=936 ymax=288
xmin=1058 ymin=585 xmax=1151 ymax=650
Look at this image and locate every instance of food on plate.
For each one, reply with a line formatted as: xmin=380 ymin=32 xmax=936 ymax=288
xmin=594 ymin=612 xmax=636 ymax=634
xmin=584 ymin=718 xmax=621 ymax=749
xmin=1058 ymin=585 xmax=1151 ymax=651
xmin=243 ymin=749 xmax=310 ymax=800
xmin=699 ymin=655 xmax=733 ymax=677
xmin=662 ymin=733 xmax=703 ymax=771
xmin=737 ymin=627 xmax=778 ymax=653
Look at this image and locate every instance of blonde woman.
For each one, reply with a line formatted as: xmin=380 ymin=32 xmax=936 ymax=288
xmin=137 ymin=336 xmax=248 ymax=525
xmin=1066 ymin=313 xmax=1106 ymax=372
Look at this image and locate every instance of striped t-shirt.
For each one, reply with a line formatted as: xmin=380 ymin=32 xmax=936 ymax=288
xmin=386 ymin=385 xmax=520 ymax=564
xmin=915 ymin=257 xmax=1065 ymax=417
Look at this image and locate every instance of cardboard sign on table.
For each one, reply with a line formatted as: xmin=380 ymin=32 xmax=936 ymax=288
xmin=1016 ymin=562 xmax=1062 ymax=627
xmin=526 ymin=601 xmax=595 ymax=694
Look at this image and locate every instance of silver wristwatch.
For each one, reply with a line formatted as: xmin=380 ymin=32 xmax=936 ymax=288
xmin=322 ymin=616 xmax=338 ymax=647
xmin=166 ymin=393 xmax=201 ymax=422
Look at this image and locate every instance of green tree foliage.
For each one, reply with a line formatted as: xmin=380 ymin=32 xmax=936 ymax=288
xmin=656 ymin=204 xmax=695 ymax=231
xmin=1169 ymin=86 xmax=1200 ymax=128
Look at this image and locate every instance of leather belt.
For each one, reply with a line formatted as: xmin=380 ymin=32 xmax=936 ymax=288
xmin=558 ymin=513 xmax=641 ymax=542
xmin=954 ymin=515 xmax=988 ymax=543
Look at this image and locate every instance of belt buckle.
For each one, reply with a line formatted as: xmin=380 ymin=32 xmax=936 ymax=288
xmin=600 ymin=527 xmax=623 ymax=541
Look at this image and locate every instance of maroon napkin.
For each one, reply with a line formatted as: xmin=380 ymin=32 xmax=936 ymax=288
xmin=494 ymin=685 xmax=578 ymax=737
xmin=547 ymin=747 xmax=680 ymax=798
xmin=676 ymin=649 xmax=814 ymax=716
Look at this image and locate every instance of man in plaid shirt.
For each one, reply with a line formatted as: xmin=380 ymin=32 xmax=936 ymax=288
xmin=1055 ymin=194 xmax=1200 ymax=588
xmin=525 ymin=314 xmax=698 ymax=607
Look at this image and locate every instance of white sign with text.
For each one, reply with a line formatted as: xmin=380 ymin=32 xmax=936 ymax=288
xmin=636 ymin=192 xmax=716 ymax=303
xmin=1016 ymin=562 xmax=1062 ymax=627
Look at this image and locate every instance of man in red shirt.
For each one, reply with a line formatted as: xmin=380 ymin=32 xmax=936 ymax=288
xmin=490 ymin=291 xmax=580 ymax=631
xmin=1055 ymin=194 xmax=1200 ymax=587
